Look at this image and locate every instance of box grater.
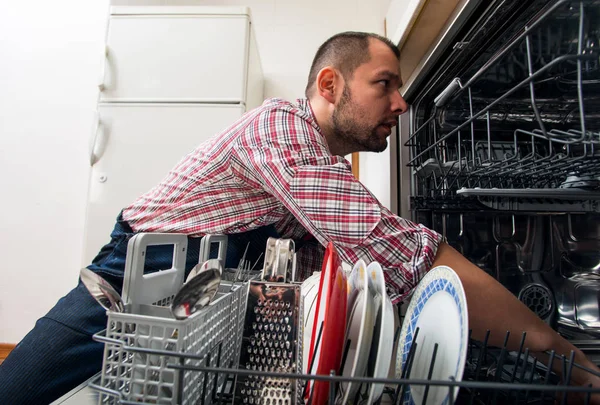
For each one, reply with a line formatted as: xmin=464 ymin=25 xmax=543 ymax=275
xmin=234 ymin=281 xmax=303 ymax=404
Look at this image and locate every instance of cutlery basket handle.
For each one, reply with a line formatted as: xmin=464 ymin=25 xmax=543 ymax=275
xmin=122 ymin=233 xmax=188 ymax=306
xmin=199 ymin=234 xmax=228 ymax=264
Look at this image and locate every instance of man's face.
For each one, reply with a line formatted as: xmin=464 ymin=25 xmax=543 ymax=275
xmin=331 ymin=39 xmax=408 ymax=153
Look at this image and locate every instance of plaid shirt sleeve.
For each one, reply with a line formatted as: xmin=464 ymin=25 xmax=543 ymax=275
xmin=233 ymin=102 xmax=443 ymax=303
xmin=295 ymin=238 xmax=325 ymax=280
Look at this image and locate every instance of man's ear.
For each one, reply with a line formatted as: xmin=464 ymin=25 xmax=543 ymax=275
xmin=316 ymin=67 xmax=340 ymax=104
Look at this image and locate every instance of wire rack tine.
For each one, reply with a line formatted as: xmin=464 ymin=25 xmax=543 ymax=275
xmin=525 ymin=357 xmax=538 ymax=403
xmin=510 ymin=332 xmax=528 ymax=384
xmin=561 ymin=351 xmax=577 ymax=405
xmin=394 ymin=327 xmax=420 ymax=404
xmin=469 ymin=330 xmax=491 ymax=405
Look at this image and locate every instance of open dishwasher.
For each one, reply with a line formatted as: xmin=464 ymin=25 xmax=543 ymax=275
xmin=395 ymin=0 xmax=600 ymax=385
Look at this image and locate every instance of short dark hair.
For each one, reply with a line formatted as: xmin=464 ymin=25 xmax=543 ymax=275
xmin=305 ymin=31 xmax=400 ymax=97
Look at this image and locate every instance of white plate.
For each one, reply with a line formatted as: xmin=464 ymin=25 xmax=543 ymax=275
xmin=301 ymin=272 xmax=321 ymax=374
xmin=339 ymin=260 xmax=376 ymax=403
xmin=396 ymin=265 xmax=469 ymax=405
xmin=365 ymin=262 xmax=396 ymax=404
xmin=347 ymin=260 xmax=367 ymax=323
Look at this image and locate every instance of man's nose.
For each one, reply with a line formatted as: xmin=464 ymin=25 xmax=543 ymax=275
xmin=391 ymin=89 xmax=409 ymax=116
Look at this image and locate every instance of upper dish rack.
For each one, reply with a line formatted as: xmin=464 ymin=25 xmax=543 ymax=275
xmin=406 ymin=0 xmax=600 ymax=212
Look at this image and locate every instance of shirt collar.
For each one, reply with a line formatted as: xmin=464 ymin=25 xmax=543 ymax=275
xmin=296 ymin=98 xmax=322 ymax=134
xmin=296 ymin=98 xmax=335 ymax=155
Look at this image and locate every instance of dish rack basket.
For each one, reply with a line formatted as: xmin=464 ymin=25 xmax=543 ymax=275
xmin=89 ymin=233 xmax=252 ymax=404
xmin=406 ymin=0 xmax=600 ymax=213
xmin=87 ymin=235 xmax=600 ymax=404
xmin=90 ymin=323 xmax=600 ymax=405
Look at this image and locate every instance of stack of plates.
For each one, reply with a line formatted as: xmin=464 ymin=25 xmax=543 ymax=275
xmin=339 ymin=260 xmax=373 ymax=403
xmin=363 ymin=262 xmax=396 ymax=403
xmin=302 ymin=242 xmax=347 ymax=404
xmin=301 ymin=258 xmax=396 ymax=405
xmin=300 ymin=255 xmax=469 ymax=405
xmin=339 ymin=260 xmax=396 ymax=404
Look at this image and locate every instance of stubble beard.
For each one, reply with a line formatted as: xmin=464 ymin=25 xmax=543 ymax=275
xmin=331 ymin=86 xmax=388 ymax=154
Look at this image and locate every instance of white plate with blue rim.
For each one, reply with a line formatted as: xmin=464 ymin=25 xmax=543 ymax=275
xmin=395 ymin=265 xmax=469 ymax=405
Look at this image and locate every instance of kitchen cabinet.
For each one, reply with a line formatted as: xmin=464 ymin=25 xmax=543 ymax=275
xmin=82 ymin=6 xmax=263 ymax=265
xmin=99 ymin=8 xmax=260 ymax=104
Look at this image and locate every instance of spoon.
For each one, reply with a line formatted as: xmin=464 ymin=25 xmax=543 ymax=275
xmin=171 ymin=262 xmax=222 ymax=320
xmin=80 ymin=268 xmax=124 ymax=312
xmin=79 ymin=269 xmax=167 ymax=398
xmin=187 ymin=257 xmax=223 ymax=283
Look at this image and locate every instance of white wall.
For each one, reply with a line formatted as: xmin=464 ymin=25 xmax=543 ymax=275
xmin=1 ymin=0 xmax=392 ymax=343
xmin=0 ymin=1 xmax=110 ymax=343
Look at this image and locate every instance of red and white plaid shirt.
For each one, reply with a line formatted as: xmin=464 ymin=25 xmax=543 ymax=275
xmin=123 ymin=98 xmax=442 ymax=303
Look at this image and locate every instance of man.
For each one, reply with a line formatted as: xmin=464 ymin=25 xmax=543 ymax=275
xmin=1 ymin=31 xmax=598 ymax=403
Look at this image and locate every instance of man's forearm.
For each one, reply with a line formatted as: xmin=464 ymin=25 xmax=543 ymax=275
xmin=431 ymin=242 xmax=599 ymax=387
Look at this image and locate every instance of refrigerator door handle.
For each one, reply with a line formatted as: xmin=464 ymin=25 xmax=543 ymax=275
xmin=98 ymin=45 xmax=108 ymax=91
xmin=89 ymin=111 xmax=105 ymax=166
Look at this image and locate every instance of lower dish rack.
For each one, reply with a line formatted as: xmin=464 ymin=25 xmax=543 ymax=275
xmin=87 ymin=233 xmax=600 ymax=404
xmin=89 ymin=324 xmax=600 ymax=405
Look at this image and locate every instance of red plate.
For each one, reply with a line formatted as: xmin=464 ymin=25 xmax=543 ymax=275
xmin=305 ymin=242 xmax=347 ymax=404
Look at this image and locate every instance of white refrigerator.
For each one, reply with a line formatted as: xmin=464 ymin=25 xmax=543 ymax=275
xmin=83 ymin=6 xmax=263 ymax=266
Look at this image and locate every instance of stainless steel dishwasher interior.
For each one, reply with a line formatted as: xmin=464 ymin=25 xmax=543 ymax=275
xmin=401 ymin=0 xmax=600 ymax=365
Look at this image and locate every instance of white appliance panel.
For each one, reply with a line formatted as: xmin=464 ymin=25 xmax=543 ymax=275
xmin=83 ymin=103 xmax=245 ymax=265
xmin=100 ymin=14 xmax=250 ymax=102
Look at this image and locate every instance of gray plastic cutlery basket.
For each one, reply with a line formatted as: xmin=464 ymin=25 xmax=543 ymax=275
xmin=90 ymin=233 xmax=249 ymax=404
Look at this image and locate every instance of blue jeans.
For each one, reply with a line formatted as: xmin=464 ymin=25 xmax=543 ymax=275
xmin=0 ymin=213 xmax=280 ymax=404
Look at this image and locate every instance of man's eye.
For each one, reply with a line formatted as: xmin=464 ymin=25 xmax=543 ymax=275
xmin=378 ymin=80 xmax=389 ymax=87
